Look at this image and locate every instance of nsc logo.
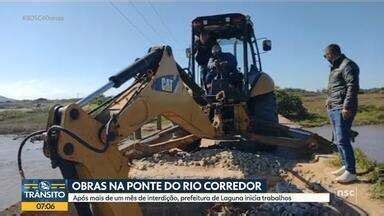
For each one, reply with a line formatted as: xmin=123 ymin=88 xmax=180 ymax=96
xmin=21 ymin=179 xmax=68 ymax=212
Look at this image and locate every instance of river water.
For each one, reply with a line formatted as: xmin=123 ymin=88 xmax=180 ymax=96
xmin=306 ymin=124 xmax=384 ymax=163
xmin=0 ymin=135 xmax=61 ymax=210
xmin=0 ymin=125 xmax=383 ymax=210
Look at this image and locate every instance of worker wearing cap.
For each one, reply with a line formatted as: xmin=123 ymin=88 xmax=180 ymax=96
xmin=194 ymin=31 xmax=218 ymax=87
xmin=324 ymin=43 xmax=359 ymax=183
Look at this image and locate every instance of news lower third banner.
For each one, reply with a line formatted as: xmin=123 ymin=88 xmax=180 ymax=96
xmin=22 ymin=179 xmax=68 ymax=212
xmin=21 ymin=179 xmax=330 ymax=212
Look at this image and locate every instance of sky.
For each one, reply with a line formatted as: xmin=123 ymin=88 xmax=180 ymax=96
xmin=0 ymin=1 xmax=383 ymax=99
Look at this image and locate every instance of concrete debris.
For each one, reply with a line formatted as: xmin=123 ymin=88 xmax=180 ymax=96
xmin=131 ymin=149 xmax=338 ymax=215
xmin=132 ymin=149 xmax=286 ymax=177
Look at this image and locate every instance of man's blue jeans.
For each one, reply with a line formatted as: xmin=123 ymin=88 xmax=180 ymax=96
xmin=328 ymin=108 xmax=356 ymax=174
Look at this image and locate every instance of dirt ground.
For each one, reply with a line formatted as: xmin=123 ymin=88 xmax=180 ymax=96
xmin=285 ymin=154 xmax=384 ymax=216
xmin=126 ymin=139 xmax=384 ymax=215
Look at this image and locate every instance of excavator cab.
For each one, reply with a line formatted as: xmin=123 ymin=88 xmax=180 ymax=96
xmin=188 ymin=13 xmax=277 ymax=123
xmin=189 ymin=13 xmax=271 ymax=93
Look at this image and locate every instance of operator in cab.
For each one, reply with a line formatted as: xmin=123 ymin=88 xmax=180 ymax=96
xmin=194 ymin=30 xmax=218 ymax=88
xmin=205 ymin=44 xmax=238 ymax=90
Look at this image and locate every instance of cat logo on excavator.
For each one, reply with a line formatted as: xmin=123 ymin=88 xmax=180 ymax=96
xmin=152 ymin=75 xmax=180 ymax=93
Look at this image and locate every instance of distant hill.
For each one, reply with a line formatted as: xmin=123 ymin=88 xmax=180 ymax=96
xmin=278 ymin=88 xmax=323 ymax=97
xmin=0 ymin=95 xmax=16 ymax=103
xmin=280 ymin=87 xmax=384 ymax=96
xmin=359 ymin=87 xmax=384 ymax=94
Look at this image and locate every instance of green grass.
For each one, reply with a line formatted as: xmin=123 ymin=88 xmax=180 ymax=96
xmin=0 ymin=99 xmax=76 ymax=134
xmin=369 ymin=163 xmax=384 ymax=199
xmin=297 ymin=113 xmax=329 ymax=127
xmin=355 ymin=148 xmax=376 ymax=171
xmin=328 ymin=154 xmax=342 ymax=167
xmin=354 ymin=105 xmax=384 ymax=125
xmin=0 ymin=109 xmax=48 ymax=134
xmin=370 ymin=182 xmax=384 ymax=200
xmin=328 ymin=148 xmax=384 ymax=200
xmin=0 ymin=93 xmax=174 ymax=135
xmin=298 ymin=92 xmax=384 ymax=127
xmin=328 ymin=148 xmax=376 ymax=173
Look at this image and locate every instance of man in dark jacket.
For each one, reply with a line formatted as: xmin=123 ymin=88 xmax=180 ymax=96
xmin=205 ymin=44 xmax=238 ymax=92
xmin=324 ymin=44 xmax=359 ymax=183
xmin=194 ymin=31 xmax=218 ymax=88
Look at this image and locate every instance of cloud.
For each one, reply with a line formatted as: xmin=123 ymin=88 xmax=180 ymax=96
xmin=0 ymin=79 xmax=135 ymax=100
xmin=0 ymin=79 xmax=79 ymax=100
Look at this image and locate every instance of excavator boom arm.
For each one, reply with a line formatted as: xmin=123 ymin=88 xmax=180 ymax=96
xmin=42 ymin=46 xmax=219 ymax=216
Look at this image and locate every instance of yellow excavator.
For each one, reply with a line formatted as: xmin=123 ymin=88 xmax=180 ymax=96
xmin=17 ymin=13 xmax=333 ymax=215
